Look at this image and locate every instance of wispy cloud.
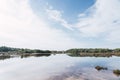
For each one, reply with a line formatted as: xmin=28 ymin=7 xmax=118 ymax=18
xmin=46 ymin=5 xmax=73 ymax=30
xmin=45 ymin=0 xmax=120 ymax=47
xmin=75 ymin=0 xmax=120 ymax=43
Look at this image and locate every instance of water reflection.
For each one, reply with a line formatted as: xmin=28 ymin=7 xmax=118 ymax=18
xmin=0 ymin=53 xmax=51 ymax=60
xmin=0 ymin=56 xmax=11 ymax=60
xmin=0 ymin=54 xmax=120 ymax=80
xmin=20 ymin=53 xmax=51 ymax=58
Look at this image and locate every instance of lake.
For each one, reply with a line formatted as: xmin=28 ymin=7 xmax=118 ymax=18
xmin=0 ymin=54 xmax=120 ymax=80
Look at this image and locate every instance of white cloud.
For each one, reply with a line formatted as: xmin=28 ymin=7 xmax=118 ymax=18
xmin=45 ymin=0 xmax=120 ymax=45
xmin=76 ymin=0 xmax=120 ymax=43
xmin=46 ymin=6 xmax=73 ymax=30
xmin=0 ymin=0 xmax=86 ymax=50
xmin=1 ymin=0 xmax=119 ymax=49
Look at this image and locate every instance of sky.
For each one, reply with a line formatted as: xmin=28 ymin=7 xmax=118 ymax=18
xmin=0 ymin=0 xmax=120 ymax=50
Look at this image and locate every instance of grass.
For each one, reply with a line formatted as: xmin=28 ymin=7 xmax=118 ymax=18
xmin=95 ymin=66 xmax=108 ymax=71
xmin=113 ymin=69 xmax=120 ymax=76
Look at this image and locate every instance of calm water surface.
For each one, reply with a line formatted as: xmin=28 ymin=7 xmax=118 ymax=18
xmin=0 ymin=54 xmax=120 ymax=80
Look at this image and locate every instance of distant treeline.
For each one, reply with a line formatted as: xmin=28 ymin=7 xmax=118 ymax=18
xmin=1 ymin=46 xmax=120 ymax=54
xmin=0 ymin=46 xmax=51 ymax=53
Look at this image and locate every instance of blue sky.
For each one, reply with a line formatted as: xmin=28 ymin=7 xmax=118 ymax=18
xmin=0 ymin=0 xmax=120 ymax=50
xmin=30 ymin=0 xmax=95 ymax=23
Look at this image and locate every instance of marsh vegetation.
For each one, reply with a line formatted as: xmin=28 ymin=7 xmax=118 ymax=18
xmin=113 ymin=69 xmax=120 ymax=76
xmin=95 ymin=66 xmax=108 ymax=71
xmin=67 ymin=48 xmax=120 ymax=57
